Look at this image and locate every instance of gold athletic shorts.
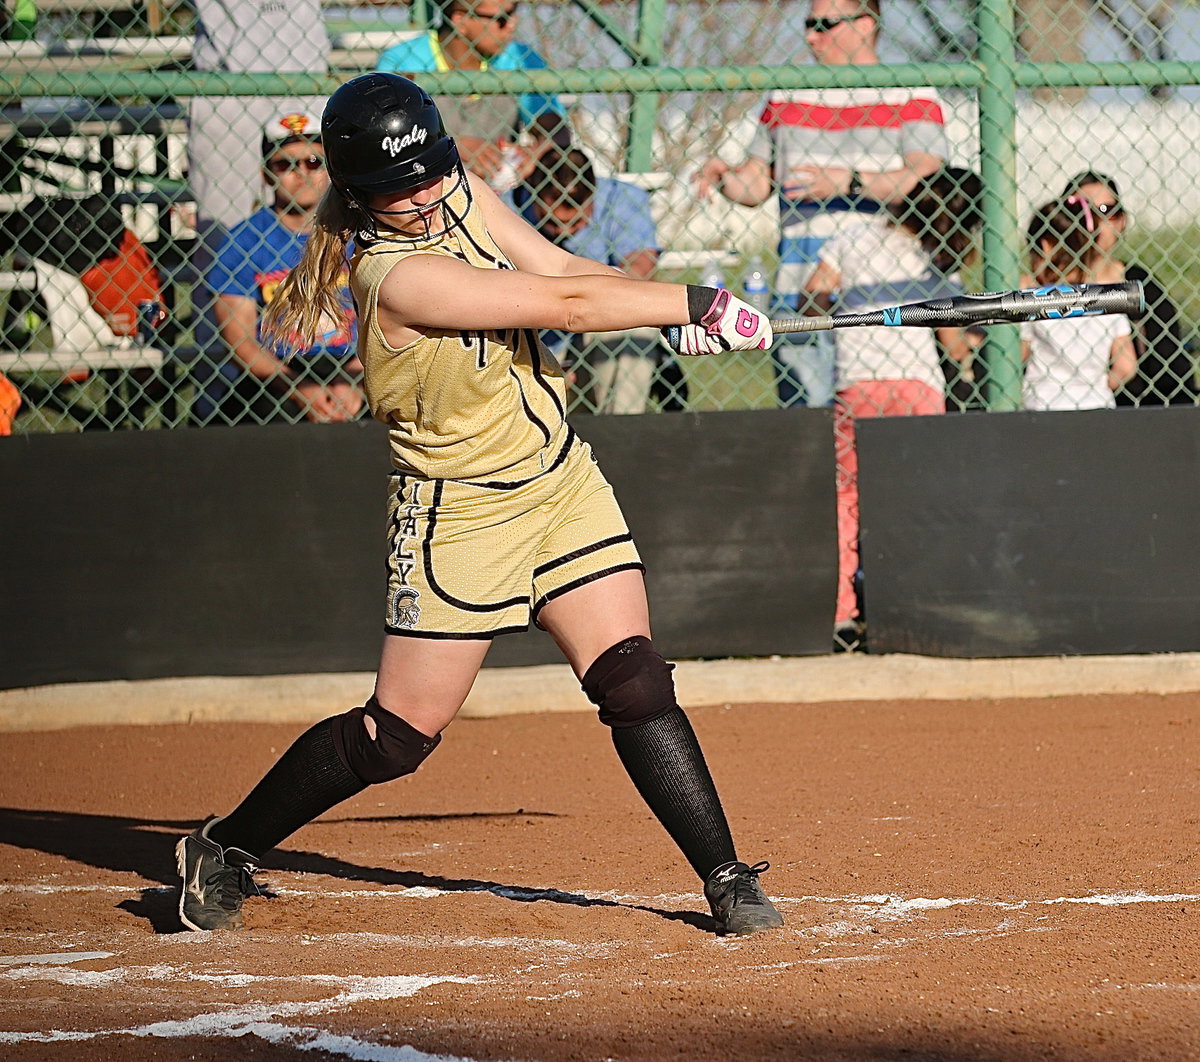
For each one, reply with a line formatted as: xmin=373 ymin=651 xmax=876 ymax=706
xmin=384 ymin=437 xmax=644 ymax=638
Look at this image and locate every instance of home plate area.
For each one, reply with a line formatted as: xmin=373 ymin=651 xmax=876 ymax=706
xmin=1 ymin=693 xmax=1199 ymax=1060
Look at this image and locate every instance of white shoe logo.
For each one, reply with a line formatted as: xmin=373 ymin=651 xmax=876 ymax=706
xmin=187 ymin=857 xmax=205 ymax=900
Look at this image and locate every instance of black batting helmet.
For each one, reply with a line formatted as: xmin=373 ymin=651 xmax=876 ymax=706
xmin=322 ymin=72 xmax=461 ymax=197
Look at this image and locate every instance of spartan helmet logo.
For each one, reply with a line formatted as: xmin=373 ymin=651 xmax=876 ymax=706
xmin=390 ymin=587 xmax=422 ymax=629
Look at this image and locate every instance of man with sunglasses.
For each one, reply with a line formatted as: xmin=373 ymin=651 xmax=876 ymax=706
xmin=697 ymin=0 xmax=947 ymax=410
xmin=377 ymin=0 xmax=571 ymax=193
xmin=188 ymin=0 xmax=329 ymax=234
xmin=193 ymin=112 xmax=363 ymax=427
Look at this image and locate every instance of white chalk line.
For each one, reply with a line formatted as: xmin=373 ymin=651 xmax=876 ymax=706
xmin=0 ymin=967 xmax=490 ymax=1062
xmin=796 ymin=890 xmax=1200 ymax=918
xmin=6 ymin=873 xmax=1197 ymax=908
xmin=2 ymin=888 xmax=1196 ymax=1055
xmin=0 ymin=950 xmax=114 ymax=966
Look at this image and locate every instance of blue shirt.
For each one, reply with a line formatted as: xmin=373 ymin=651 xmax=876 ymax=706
xmin=207 ymin=207 xmax=357 ymax=362
xmin=377 ymin=33 xmax=564 ymax=128
xmin=522 ymin=177 xmax=659 ymax=266
xmin=522 ymin=177 xmax=659 ymax=357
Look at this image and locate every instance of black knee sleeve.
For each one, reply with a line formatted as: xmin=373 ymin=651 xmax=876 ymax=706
xmin=581 ymin=635 xmax=678 ymax=728
xmin=330 ymin=696 xmax=442 ymax=785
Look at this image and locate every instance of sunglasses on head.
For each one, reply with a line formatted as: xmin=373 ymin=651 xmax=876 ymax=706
xmin=805 ymin=12 xmax=870 ymax=31
xmin=265 ymin=154 xmax=325 ymax=176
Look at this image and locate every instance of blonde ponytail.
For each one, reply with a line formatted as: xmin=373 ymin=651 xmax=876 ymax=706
xmin=260 ymin=184 xmax=360 ymax=359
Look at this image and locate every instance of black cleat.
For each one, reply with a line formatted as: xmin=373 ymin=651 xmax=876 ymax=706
xmin=704 ymin=860 xmax=785 ymax=936
xmin=176 ymin=818 xmax=260 ymax=932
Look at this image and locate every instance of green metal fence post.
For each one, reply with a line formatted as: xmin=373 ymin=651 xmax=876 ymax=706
xmin=411 ymin=0 xmax=435 ymax=32
xmin=626 ymin=0 xmax=667 ymax=173
xmin=976 ymin=0 xmax=1023 ymax=410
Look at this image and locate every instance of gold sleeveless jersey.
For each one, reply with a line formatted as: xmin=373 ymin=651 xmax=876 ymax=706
xmin=352 ymin=183 xmax=571 ymax=483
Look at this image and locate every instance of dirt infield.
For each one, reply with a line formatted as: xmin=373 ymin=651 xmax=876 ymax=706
xmin=2 ymin=686 xmax=1199 ymax=1061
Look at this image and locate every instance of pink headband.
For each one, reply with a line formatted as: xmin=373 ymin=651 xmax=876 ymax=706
xmin=1067 ymin=195 xmax=1095 ymax=233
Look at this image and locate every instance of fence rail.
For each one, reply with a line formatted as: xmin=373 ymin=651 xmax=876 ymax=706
xmin=1 ymin=0 xmax=1198 ymax=432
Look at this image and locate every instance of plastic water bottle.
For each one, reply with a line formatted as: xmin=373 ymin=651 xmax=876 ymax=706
xmin=741 ymin=255 xmax=769 ymax=313
xmin=699 ymin=257 xmax=726 ymax=290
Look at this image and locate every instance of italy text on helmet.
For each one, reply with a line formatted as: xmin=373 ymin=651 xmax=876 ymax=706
xmin=381 ymin=126 xmax=430 ymax=158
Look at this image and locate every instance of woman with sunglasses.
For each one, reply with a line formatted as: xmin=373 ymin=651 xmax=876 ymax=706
xmin=1020 ymin=196 xmax=1136 ymax=412
xmin=176 ymin=73 xmax=783 ymax=939
xmin=376 ymin=0 xmax=571 ymax=193
xmin=1061 ymin=171 xmax=1198 ymax=407
xmin=194 ymin=111 xmax=365 ymax=426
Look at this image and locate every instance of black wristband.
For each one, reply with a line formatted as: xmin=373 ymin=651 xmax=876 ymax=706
xmin=686 ymin=284 xmax=719 ymax=324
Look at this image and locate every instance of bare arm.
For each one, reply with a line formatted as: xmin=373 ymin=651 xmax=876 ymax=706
xmin=786 ymin=150 xmax=944 ymax=204
xmin=936 ymin=326 xmax=972 ymax=364
xmin=374 ymin=181 xmax=688 ymax=343
xmin=375 ymin=255 xmax=691 ymax=345
xmin=695 ymin=156 xmax=772 ymax=206
xmin=1108 ymin=331 xmax=1137 ymax=391
xmin=373 ymin=177 xmax=771 ymax=354
xmin=802 ymin=258 xmax=841 ymax=314
xmin=215 ymin=294 xmax=362 ymax=422
xmin=215 ymin=294 xmax=295 ymax=384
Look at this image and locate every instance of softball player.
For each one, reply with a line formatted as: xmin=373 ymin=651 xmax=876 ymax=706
xmin=177 ymin=72 xmax=783 ymax=938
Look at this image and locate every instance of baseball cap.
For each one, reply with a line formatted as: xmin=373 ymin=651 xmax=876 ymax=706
xmin=261 ymin=111 xmax=323 ymax=157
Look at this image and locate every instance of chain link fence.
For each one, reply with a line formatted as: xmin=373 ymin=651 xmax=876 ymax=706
xmin=1 ymin=0 xmax=1198 ymax=432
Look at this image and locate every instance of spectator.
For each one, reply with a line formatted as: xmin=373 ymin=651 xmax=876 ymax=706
xmin=1017 ymin=0 xmax=1088 ymax=103
xmin=520 ymin=148 xmax=687 ymax=413
xmin=377 ymin=0 xmax=571 ymax=194
xmin=1061 ymin=170 xmax=1198 ymax=405
xmin=1020 ymin=197 xmax=1136 ymax=411
xmin=188 ymin=0 xmax=330 ymax=233
xmin=804 ymin=167 xmax=983 ymax=649
xmin=696 ymin=0 xmax=948 ymax=409
xmin=193 ymin=112 xmax=363 ymax=426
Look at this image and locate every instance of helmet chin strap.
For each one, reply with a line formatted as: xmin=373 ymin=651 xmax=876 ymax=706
xmin=361 ymin=162 xmax=472 ymax=245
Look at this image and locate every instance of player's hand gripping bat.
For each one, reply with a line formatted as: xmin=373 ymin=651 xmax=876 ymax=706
xmin=663 ymin=281 xmax=1144 ymax=351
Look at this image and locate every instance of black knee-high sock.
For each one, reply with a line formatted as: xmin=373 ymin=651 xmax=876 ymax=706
xmin=610 ymin=707 xmax=737 ymax=881
xmin=205 ymin=717 xmax=366 ymax=859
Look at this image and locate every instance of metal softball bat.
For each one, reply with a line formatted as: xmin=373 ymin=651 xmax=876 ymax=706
xmin=767 ymin=281 xmax=1146 ymax=335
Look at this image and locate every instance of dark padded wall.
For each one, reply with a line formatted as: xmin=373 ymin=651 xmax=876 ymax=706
xmin=491 ymin=409 xmax=838 ymax=666
xmin=3 ymin=423 xmax=386 ymax=688
xmin=857 ymin=407 xmax=1200 ymax=657
xmin=0 ymin=409 xmax=837 ymax=688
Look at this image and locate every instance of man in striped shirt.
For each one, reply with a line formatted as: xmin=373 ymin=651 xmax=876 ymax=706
xmin=697 ymin=0 xmax=948 ymax=408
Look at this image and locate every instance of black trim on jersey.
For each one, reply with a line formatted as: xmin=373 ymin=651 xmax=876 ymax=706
xmin=525 ymin=327 xmax=567 ymax=421
xmin=469 ymin=425 xmax=575 ymax=490
xmin=531 ymin=562 xmax=647 ymax=618
xmin=510 ymin=364 xmax=553 ymax=448
xmin=532 ymin=532 xmax=636 ymax=578
xmin=456 ymin=218 xmax=510 ymax=269
xmin=384 ymin=624 xmax=527 ymax=639
xmin=424 ymin=480 xmax=531 ymax=612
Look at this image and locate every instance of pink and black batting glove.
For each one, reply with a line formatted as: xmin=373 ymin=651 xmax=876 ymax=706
xmin=663 ymin=286 xmax=773 ymax=355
